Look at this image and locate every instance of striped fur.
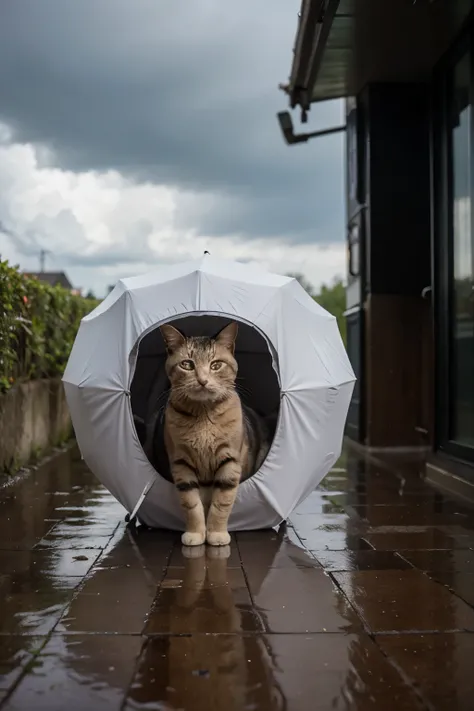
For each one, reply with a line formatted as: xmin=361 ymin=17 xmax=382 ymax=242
xmin=159 ymin=322 xmax=273 ymax=547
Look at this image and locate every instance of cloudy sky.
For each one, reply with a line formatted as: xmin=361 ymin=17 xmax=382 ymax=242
xmin=0 ymin=0 xmax=345 ymax=297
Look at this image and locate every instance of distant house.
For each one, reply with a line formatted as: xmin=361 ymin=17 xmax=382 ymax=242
xmin=25 ymin=271 xmax=74 ymax=291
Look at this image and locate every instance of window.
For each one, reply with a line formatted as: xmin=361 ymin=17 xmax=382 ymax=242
xmin=448 ymin=51 xmax=474 ymax=447
xmin=435 ymin=35 xmax=474 ymax=464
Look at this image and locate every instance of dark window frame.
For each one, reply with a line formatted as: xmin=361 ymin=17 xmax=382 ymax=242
xmin=433 ymin=23 xmax=474 ymax=469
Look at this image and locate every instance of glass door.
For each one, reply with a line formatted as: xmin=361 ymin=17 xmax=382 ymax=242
xmin=436 ymin=34 xmax=474 ymax=465
xmin=448 ymin=50 xmax=474 ymax=449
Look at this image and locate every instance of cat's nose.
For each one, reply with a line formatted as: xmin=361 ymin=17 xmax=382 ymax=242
xmin=197 ymin=377 xmax=208 ymax=387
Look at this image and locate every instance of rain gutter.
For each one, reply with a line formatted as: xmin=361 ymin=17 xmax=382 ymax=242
xmin=282 ymin=0 xmax=340 ymax=122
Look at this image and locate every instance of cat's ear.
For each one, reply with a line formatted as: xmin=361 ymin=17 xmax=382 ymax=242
xmin=160 ymin=324 xmax=185 ymax=353
xmin=215 ymin=322 xmax=238 ymax=353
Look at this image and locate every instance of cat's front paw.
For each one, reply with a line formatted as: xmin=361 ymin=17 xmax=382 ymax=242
xmin=181 ymin=530 xmax=206 ymax=546
xmin=206 ymin=530 xmax=231 ymax=546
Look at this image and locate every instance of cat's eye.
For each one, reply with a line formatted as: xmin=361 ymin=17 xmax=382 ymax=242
xmin=180 ymin=359 xmax=194 ymax=371
xmin=210 ymin=360 xmax=223 ymax=371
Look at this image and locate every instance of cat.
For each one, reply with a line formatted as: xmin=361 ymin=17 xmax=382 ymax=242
xmin=159 ymin=321 xmax=273 ymax=547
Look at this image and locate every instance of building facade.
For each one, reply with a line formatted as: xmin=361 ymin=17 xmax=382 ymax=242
xmin=281 ymin=0 xmax=474 ymax=495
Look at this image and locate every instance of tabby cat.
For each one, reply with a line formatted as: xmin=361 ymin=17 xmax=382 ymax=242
xmin=159 ymin=321 xmax=272 ymax=546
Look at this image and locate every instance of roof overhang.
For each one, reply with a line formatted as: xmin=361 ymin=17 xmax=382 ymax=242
xmin=281 ymin=0 xmax=474 ymax=122
xmin=281 ymin=0 xmax=346 ymax=122
xmin=283 ymin=0 xmax=340 ymax=121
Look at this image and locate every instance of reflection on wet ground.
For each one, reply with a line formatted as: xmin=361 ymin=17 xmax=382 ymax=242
xmin=0 ymin=447 xmax=474 ymax=709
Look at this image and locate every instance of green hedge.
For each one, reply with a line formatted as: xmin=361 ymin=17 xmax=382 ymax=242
xmin=0 ymin=259 xmax=99 ymax=393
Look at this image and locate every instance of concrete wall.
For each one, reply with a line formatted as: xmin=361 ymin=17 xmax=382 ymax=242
xmin=0 ymin=379 xmax=72 ymax=474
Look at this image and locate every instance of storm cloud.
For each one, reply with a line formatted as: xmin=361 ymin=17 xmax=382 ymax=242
xmin=0 ymin=0 xmax=344 ymax=248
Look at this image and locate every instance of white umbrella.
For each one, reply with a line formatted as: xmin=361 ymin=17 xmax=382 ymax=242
xmin=63 ymin=256 xmax=355 ymax=531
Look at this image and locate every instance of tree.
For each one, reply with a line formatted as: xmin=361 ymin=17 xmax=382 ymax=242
xmin=286 ymin=272 xmax=315 ymax=297
xmin=314 ymin=278 xmax=346 ymax=345
xmin=85 ymin=289 xmax=96 ymax=300
xmin=286 ymin=272 xmax=347 ymax=345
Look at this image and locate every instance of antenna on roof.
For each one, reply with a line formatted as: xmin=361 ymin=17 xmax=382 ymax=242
xmin=39 ymin=248 xmax=51 ymax=273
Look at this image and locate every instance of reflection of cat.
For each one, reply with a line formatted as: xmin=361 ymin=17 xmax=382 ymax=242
xmin=172 ymin=545 xmax=245 ymax=631
xmin=167 ymin=546 xmax=248 ymax=711
xmin=64 ymin=532 xmax=285 ymax=710
xmin=160 ymin=322 xmax=273 ymax=547
xmin=129 ymin=545 xmax=255 ymax=711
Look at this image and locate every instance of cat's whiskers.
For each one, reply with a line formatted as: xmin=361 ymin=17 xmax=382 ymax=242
xmin=159 ymin=321 xmax=272 ymax=547
xmin=153 ymin=387 xmax=172 ymax=405
xmin=234 ymin=381 xmax=251 ymax=396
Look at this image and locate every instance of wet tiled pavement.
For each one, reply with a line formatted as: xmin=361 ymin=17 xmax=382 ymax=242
xmin=0 ymin=447 xmax=474 ymax=709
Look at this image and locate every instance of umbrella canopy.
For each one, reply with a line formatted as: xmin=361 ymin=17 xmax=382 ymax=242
xmin=63 ymin=256 xmax=355 ymax=531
